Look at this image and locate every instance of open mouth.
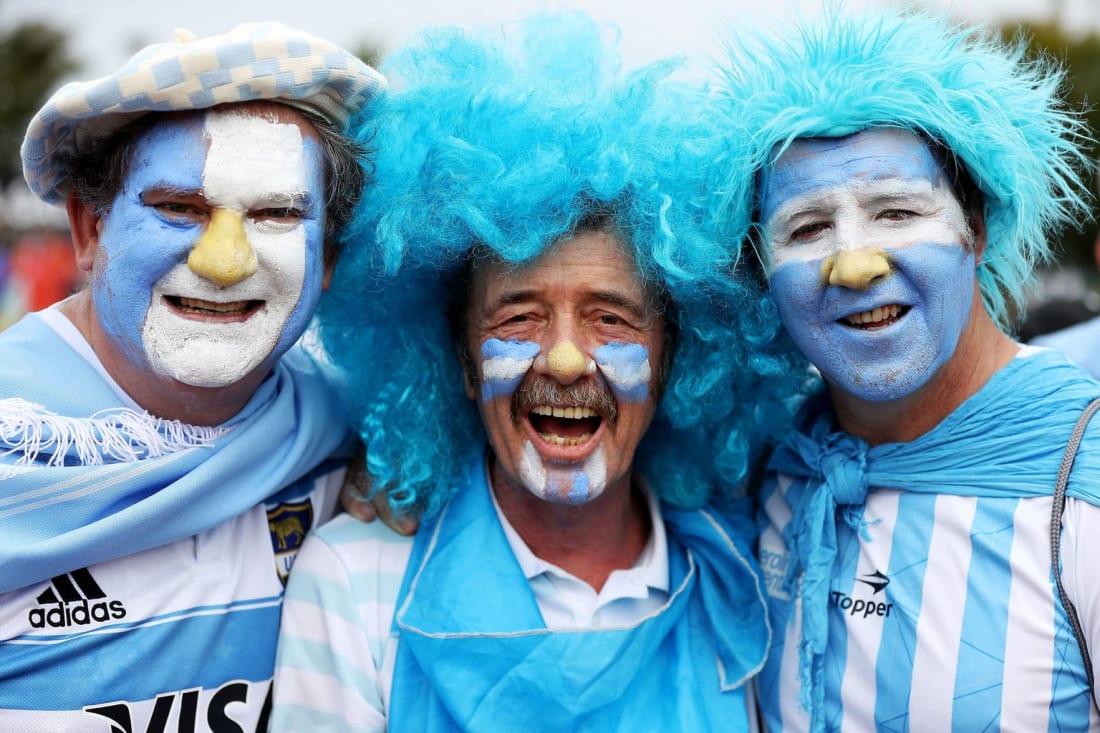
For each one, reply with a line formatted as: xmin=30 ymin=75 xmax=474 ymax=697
xmin=166 ymin=295 xmax=263 ymax=320
xmin=527 ymin=405 xmax=603 ymax=447
xmin=841 ymin=304 xmax=909 ymax=330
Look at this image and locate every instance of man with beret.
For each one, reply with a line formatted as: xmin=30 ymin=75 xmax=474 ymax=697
xmin=716 ymin=8 xmax=1100 ymax=730
xmin=0 ymin=23 xmax=383 ymax=731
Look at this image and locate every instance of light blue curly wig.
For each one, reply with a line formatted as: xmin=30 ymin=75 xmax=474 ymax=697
xmin=317 ymin=12 xmax=808 ymax=517
xmin=715 ymin=5 xmax=1094 ymax=330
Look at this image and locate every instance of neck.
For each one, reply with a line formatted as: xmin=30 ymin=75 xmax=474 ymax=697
xmin=59 ymin=293 xmax=263 ymax=426
xmin=830 ymin=300 xmax=1019 ymax=446
xmin=489 ymin=456 xmax=651 ymax=593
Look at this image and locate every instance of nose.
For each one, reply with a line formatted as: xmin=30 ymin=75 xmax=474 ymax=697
xmin=187 ymin=208 xmax=258 ymax=287
xmin=540 ymin=340 xmax=594 ymax=385
xmin=819 ymin=248 xmax=893 ymax=290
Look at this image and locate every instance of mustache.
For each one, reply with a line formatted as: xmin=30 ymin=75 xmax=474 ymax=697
xmin=511 ymin=377 xmax=618 ymax=425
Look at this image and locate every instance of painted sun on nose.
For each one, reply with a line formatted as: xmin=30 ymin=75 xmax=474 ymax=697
xmin=186 ymin=208 xmax=258 ymax=287
xmin=819 ymin=248 xmax=893 ymax=290
xmin=546 ymin=341 xmax=596 ymax=384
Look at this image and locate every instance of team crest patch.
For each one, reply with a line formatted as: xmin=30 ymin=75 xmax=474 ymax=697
xmin=267 ymin=499 xmax=314 ymax=584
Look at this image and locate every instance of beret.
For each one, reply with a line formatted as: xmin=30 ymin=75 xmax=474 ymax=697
xmin=22 ymin=22 xmax=386 ymax=204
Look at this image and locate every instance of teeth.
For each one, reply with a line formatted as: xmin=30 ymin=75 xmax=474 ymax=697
xmin=530 ymin=405 xmax=597 ymax=419
xmin=847 ymin=304 xmax=901 ymax=326
xmin=538 ymin=432 xmax=593 ymax=446
xmin=176 ymin=297 xmax=250 ymax=314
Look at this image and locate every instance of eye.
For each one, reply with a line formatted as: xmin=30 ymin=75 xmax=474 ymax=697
xmin=254 ymin=207 xmax=303 ymax=223
xmin=151 ymin=201 xmax=204 ymax=223
xmin=504 ymin=314 xmax=530 ymax=325
xmin=598 ymin=314 xmax=624 ymax=326
xmin=878 ymin=209 xmax=916 ymax=223
xmin=789 ymin=221 xmax=830 ymax=243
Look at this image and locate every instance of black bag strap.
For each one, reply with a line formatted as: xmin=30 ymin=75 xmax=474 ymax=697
xmin=1051 ymin=395 xmax=1100 ymax=712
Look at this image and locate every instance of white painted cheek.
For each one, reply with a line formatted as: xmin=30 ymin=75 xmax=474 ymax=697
xmin=581 ymin=446 xmax=607 ymax=500
xmin=140 ymin=112 xmax=312 ymax=387
xmin=520 ymin=440 xmax=548 ymax=496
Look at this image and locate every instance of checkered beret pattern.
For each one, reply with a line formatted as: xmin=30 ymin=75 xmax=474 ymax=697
xmin=22 ymin=22 xmax=386 ymax=204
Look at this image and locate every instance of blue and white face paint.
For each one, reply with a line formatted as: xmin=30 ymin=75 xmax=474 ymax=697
xmin=758 ymin=128 xmax=977 ymax=402
xmin=594 ymin=342 xmax=652 ymax=403
xmin=92 ymin=105 xmax=326 ymax=388
xmin=479 ymin=338 xmax=541 ymax=402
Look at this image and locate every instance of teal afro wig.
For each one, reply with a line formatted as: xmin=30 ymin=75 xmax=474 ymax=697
xmin=317 ymin=12 xmax=808 ymax=517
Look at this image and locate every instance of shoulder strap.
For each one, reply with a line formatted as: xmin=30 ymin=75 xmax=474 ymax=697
xmin=1051 ymin=395 xmax=1100 ymax=713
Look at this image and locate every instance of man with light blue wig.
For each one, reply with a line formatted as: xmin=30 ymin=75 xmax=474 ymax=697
xmin=272 ymin=13 xmax=805 ymax=731
xmin=0 ymin=23 xmax=382 ymax=729
xmin=717 ymin=7 xmax=1100 ymax=730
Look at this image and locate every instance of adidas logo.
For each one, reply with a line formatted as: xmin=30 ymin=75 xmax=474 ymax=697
xmin=28 ymin=568 xmax=126 ymax=629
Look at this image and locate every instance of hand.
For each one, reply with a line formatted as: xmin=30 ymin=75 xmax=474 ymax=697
xmin=341 ymin=445 xmax=420 ymax=536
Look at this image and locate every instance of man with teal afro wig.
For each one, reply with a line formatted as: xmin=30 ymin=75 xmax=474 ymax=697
xmin=272 ymin=12 xmax=806 ymax=731
xmin=716 ymin=6 xmax=1100 ymax=731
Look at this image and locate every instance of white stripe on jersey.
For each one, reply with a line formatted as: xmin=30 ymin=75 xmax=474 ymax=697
xmin=839 ymin=490 xmax=900 ymax=729
xmin=908 ymin=495 xmax=977 ymax=731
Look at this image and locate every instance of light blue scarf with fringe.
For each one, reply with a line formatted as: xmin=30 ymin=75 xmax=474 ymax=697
xmin=388 ymin=457 xmax=768 ymax=731
xmin=0 ymin=312 xmax=349 ymax=592
xmin=768 ymin=348 xmax=1100 ymax=732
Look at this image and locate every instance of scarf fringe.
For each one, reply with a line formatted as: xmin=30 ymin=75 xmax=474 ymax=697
xmin=0 ymin=398 xmax=226 ymax=466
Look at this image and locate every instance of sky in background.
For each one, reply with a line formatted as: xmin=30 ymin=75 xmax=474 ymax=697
xmin=2 ymin=0 xmax=1097 ymax=84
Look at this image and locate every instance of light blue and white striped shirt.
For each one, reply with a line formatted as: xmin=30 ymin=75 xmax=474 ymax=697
xmin=758 ymin=448 xmax=1100 ymax=731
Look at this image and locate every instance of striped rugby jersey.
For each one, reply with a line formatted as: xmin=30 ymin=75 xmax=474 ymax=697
xmin=0 ymin=463 xmax=341 ymax=733
xmin=757 ymin=474 xmax=1100 ymax=731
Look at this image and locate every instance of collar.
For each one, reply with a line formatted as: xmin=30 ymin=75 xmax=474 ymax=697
xmin=488 ymin=462 xmax=670 ymax=596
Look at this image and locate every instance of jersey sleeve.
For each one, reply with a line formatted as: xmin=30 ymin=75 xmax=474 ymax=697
xmin=270 ymin=513 xmax=413 ymax=731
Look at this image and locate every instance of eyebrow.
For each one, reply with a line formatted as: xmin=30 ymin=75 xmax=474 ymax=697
xmin=140 ymin=184 xmax=204 ymax=201
xmin=491 ymin=287 xmax=651 ymax=318
xmin=767 ymin=179 xmax=936 ymax=226
xmin=138 ymin=186 xmax=316 ymax=210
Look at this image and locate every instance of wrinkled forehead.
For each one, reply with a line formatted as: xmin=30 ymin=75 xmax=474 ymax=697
xmin=758 ymin=128 xmax=950 ymax=222
xmin=462 ymin=228 xmax=662 ymax=316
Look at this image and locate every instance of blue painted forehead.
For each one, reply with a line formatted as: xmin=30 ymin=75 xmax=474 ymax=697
xmin=758 ymin=128 xmax=951 ymax=222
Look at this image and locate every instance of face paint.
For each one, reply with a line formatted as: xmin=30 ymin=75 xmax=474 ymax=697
xmin=465 ymin=231 xmax=663 ymax=507
xmin=594 ymin=342 xmax=651 ymax=402
xmin=479 ymin=338 xmax=541 ymax=402
xmin=95 ymin=105 xmax=327 ymax=389
xmin=759 ymin=128 xmax=976 ymax=402
xmin=520 ymin=441 xmax=607 ymax=504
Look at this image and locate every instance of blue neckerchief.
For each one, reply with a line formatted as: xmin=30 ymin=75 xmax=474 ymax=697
xmin=388 ymin=457 xmax=769 ymax=732
xmin=0 ymin=313 xmax=351 ymax=591
xmin=768 ymin=348 xmax=1100 ymax=732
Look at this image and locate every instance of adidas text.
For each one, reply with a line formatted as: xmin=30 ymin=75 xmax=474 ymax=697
xmin=29 ymin=599 xmax=126 ymax=628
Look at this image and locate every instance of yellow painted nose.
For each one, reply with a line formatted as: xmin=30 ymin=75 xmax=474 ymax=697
xmin=187 ymin=209 xmax=257 ymax=287
xmin=819 ymin=248 xmax=893 ymax=290
xmin=546 ymin=341 xmax=589 ymax=385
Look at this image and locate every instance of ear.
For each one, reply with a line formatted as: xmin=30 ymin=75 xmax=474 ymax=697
xmin=66 ymin=190 xmax=102 ymax=273
xmin=461 ymin=346 xmax=478 ymax=401
xmin=321 ymin=240 xmax=339 ymax=291
xmin=968 ymin=199 xmax=988 ymax=266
